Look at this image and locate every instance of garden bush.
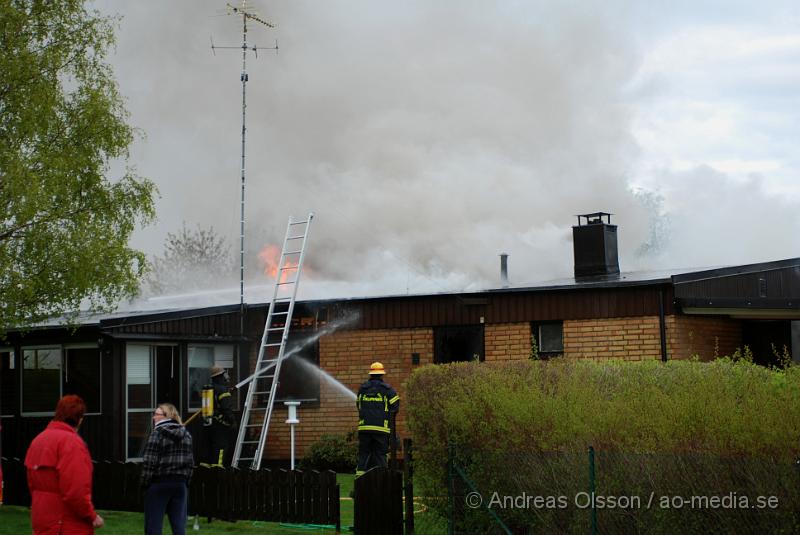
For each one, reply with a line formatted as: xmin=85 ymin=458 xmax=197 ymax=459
xmin=406 ymin=359 xmax=800 ymax=533
xmin=300 ymin=432 xmax=357 ymax=473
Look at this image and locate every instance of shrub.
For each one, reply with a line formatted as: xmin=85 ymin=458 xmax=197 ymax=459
xmin=406 ymin=359 xmax=800 ymax=532
xmin=300 ymin=432 xmax=357 ymax=472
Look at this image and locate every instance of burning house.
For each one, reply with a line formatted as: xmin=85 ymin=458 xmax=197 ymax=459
xmin=2 ymin=213 xmax=799 ymax=463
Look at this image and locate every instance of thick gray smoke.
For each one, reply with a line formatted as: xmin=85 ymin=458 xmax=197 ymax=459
xmin=96 ymin=1 xmax=799 ymax=305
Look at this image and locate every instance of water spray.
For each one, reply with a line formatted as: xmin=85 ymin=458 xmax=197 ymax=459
xmin=232 ymin=313 xmax=360 ymax=392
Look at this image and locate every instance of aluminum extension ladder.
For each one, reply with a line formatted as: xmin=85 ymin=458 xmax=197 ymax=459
xmin=231 ymin=212 xmax=314 ymax=469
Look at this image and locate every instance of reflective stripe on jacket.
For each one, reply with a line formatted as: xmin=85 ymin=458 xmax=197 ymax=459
xmin=213 ymin=383 xmax=235 ymax=427
xmin=356 ymin=378 xmax=400 ymax=434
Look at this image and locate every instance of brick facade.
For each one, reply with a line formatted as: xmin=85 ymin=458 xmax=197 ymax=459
xmin=666 ymin=315 xmax=742 ymax=361
xmin=563 ymin=316 xmax=663 ymax=361
xmin=484 ymin=322 xmax=531 ymax=361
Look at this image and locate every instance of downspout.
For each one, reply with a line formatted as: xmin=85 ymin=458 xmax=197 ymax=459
xmin=658 ymin=287 xmax=668 ymax=362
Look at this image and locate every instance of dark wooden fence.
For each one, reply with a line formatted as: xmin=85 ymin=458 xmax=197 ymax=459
xmin=354 ymin=467 xmax=403 ymax=535
xmin=2 ymin=458 xmax=339 ymax=528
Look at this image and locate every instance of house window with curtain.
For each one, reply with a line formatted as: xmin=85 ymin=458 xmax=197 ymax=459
xmin=125 ymin=343 xmax=179 ymax=459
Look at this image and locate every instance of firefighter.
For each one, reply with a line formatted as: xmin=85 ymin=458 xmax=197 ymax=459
xmin=355 ymin=362 xmax=400 ymax=478
xmin=205 ymin=367 xmax=236 ymax=467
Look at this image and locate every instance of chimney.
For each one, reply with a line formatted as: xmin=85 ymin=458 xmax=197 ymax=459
xmin=572 ymin=212 xmax=620 ymax=279
xmin=499 ymin=253 xmax=509 ymax=288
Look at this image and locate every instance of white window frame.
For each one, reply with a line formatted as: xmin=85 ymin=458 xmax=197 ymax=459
xmin=125 ymin=342 xmax=179 ymax=461
xmin=20 ymin=345 xmax=63 ymax=417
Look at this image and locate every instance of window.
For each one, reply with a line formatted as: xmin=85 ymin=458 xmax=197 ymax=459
xmin=127 ymin=345 xmax=152 ymax=409
xmin=63 ymin=346 xmax=101 ymax=414
xmin=532 ymin=322 xmax=564 ymax=357
xmin=434 ymin=325 xmax=484 ymax=364
xmin=126 ymin=343 xmax=179 ymax=459
xmin=22 ymin=347 xmax=62 ymax=414
xmin=275 ymin=333 xmax=320 ymax=402
xmin=187 ymin=344 xmax=236 ymax=410
xmin=1 ymin=348 xmax=16 ymax=416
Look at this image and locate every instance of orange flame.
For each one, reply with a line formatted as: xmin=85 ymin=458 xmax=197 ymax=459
xmin=258 ymin=244 xmax=282 ymax=279
xmin=258 ymin=244 xmax=311 ymax=283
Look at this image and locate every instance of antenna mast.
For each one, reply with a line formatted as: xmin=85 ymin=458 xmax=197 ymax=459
xmin=212 ymin=1 xmax=278 ymax=332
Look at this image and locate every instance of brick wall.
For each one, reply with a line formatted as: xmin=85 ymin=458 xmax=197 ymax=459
xmin=563 ymin=316 xmax=663 ymax=360
xmin=262 ymin=327 xmax=433 ymax=460
xmin=666 ymin=315 xmax=742 ymax=361
xmin=485 ymin=322 xmax=531 ymax=361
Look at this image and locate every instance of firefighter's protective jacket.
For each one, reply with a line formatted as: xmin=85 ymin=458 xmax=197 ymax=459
xmin=356 ymin=378 xmax=400 ymax=434
xmin=212 ymin=381 xmax=235 ymax=427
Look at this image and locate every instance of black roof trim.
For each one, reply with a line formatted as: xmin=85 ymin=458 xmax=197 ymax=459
xmin=101 ymin=331 xmax=250 ymax=343
xmin=676 ymin=297 xmax=799 ymax=310
xmin=99 ymin=303 xmax=242 ymax=328
xmin=672 ymin=257 xmax=800 ymax=285
xmin=482 ymin=277 xmax=671 ymax=294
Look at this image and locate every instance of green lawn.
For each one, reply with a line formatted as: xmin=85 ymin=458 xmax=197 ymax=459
xmin=0 ymin=507 xmax=347 ymax=534
xmin=0 ymin=474 xmax=356 ymax=535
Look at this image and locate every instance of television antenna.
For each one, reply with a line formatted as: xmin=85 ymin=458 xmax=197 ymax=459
xmin=211 ymin=1 xmax=278 ymax=332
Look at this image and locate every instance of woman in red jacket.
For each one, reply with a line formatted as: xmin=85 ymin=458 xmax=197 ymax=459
xmin=25 ymin=395 xmax=104 ymax=534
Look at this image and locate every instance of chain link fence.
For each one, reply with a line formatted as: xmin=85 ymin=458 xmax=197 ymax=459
xmin=413 ymin=446 xmax=800 ymax=534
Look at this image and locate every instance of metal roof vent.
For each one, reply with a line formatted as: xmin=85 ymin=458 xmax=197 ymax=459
xmin=499 ymin=253 xmax=509 ymax=288
xmin=572 ymin=212 xmax=620 ymax=280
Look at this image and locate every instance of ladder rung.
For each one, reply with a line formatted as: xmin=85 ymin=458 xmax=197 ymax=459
xmin=245 ymin=423 xmax=263 ymax=428
xmin=286 ymin=235 xmax=306 ymax=240
xmin=238 ymin=456 xmax=255 ymax=461
xmin=276 ymin=281 xmax=296 ymax=286
xmin=266 ymin=327 xmax=284 ymax=331
xmin=283 ymin=250 xmax=302 ymax=255
xmin=289 ymin=220 xmax=309 ymax=225
xmin=270 ymin=312 xmax=289 ymax=316
xmin=241 ymin=440 xmax=259 ymax=444
xmin=263 ymin=342 xmax=282 ymax=347
xmin=280 ymin=266 xmax=299 ymax=271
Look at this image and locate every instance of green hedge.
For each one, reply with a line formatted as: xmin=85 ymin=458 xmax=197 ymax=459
xmin=406 ymin=359 xmax=800 ymax=533
xmin=407 ymin=358 xmax=800 ymax=456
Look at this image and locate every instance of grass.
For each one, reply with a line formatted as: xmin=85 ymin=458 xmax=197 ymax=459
xmin=0 ymin=507 xmax=346 ymax=534
xmin=0 ymin=474 xmax=357 ymax=535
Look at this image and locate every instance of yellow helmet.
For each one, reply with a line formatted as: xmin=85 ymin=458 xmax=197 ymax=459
xmin=369 ymin=362 xmax=386 ymax=375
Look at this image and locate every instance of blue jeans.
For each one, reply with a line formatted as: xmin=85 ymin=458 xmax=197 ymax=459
xmin=144 ymin=480 xmax=188 ymax=535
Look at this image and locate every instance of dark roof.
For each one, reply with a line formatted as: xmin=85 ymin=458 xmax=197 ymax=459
xmin=13 ymin=258 xmax=800 ymax=331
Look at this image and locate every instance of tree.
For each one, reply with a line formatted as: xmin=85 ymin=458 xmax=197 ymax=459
xmin=0 ymin=0 xmax=156 ymax=333
xmin=145 ymin=224 xmax=235 ymax=296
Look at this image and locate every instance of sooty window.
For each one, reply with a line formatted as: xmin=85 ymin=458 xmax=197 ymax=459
xmin=532 ymin=322 xmax=564 ymax=358
xmin=434 ymin=325 xmax=484 ymax=364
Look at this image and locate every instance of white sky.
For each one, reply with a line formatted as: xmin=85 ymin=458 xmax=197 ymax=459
xmin=94 ymin=0 xmax=800 ymax=303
